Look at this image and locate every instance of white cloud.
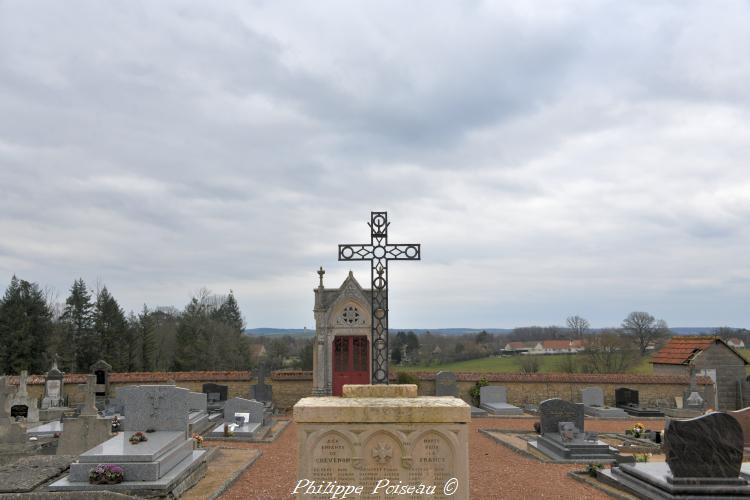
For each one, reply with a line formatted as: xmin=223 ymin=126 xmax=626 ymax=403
xmin=0 ymin=1 xmax=749 ymax=328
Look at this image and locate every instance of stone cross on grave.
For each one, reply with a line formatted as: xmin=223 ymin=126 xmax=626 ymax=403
xmin=80 ymin=375 xmax=99 ymax=416
xmin=338 ymin=211 xmax=421 ymax=384
xmin=147 ymin=391 xmax=166 ymax=419
xmin=18 ymin=370 xmax=28 ymax=397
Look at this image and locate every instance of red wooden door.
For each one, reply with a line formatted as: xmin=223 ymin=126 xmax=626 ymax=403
xmin=332 ymin=336 xmax=369 ymax=396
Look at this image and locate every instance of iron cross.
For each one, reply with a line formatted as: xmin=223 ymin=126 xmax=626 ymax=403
xmin=338 ymin=212 xmax=421 ymax=384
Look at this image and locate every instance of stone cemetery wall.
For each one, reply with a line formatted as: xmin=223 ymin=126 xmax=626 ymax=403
xmin=5 ymin=370 xmax=708 ymax=412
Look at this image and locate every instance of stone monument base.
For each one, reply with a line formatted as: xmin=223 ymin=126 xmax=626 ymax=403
xmin=600 ymin=462 xmax=750 ymax=499
xmin=294 ymin=384 xmax=470 ymax=500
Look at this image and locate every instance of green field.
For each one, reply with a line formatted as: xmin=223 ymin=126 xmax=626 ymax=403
xmin=395 ymin=353 xmax=654 ymax=374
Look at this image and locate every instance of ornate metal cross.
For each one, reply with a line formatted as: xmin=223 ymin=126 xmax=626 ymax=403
xmin=339 ymin=212 xmax=421 ymax=384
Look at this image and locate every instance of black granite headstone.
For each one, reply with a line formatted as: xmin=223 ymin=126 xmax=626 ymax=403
xmin=539 ymin=398 xmax=584 ymax=435
xmin=202 ymin=383 xmax=228 ymax=402
xmin=435 ymin=371 xmax=458 ymax=397
xmin=664 ymin=412 xmax=743 ymax=478
xmin=615 ymin=387 xmax=639 ymax=407
xmin=249 ymin=366 xmax=273 ymax=404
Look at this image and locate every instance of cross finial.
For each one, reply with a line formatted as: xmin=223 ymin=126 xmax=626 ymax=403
xmin=317 ymin=266 xmax=325 ymax=288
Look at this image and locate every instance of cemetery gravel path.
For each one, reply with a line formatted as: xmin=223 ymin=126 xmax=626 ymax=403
xmin=215 ymin=417 xmax=659 ymax=499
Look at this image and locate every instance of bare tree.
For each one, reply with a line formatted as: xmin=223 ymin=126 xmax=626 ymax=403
xmin=518 ymin=355 xmax=541 ymax=374
xmin=622 ymin=311 xmax=669 ymax=355
xmin=566 ymin=315 xmax=590 ymax=339
xmin=583 ymin=330 xmax=638 ymax=373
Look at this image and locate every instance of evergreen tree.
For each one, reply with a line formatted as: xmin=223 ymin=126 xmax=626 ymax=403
xmin=212 ymin=291 xmax=244 ymax=332
xmin=138 ymin=305 xmax=156 ymax=371
xmin=61 ymin=278 xmax=95 ymax=372
xmin=0 ymin=276 xmax=52 ymax=374
xmin=93 ymin=286 xmax=127 ymax=369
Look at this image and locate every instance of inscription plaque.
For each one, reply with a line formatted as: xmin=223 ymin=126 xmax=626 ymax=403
xmin=299 ymin=425 xmax=466 ymax=500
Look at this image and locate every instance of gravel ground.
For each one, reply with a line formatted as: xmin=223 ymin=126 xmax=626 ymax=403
xmin=215 ymin=417 xmax=662 ymax=499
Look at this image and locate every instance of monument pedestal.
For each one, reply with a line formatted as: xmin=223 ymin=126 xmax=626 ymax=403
xmin=294 ymin=384 xmax=469 ymax=500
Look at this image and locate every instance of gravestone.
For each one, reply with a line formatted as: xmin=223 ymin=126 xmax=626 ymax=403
xmin=7 ymin=371 xmax=39 ymax=423
xmin=604 ymin=412 xmax=750 ymax=498
xmin=435 ymin=371 xmax=458 ymax=397
xmin=202 ymin=383 xmax=228 ymax=410
xmin=531 ymin=399 xmax=626 ymax=462
xmin=0 ymin=377 xmax=31 ymax=454
xmin=615 ymin=387 xmax=638 ymax=407
xmin=615 ymin=387 xmax=664 ymax=417
xmin=249 ymin=366 xmax=273 ymax=404
xmin=539 ymin=398 xmax=584 ymax=435
xmin=295 ymin=385 xmax=470 ymax=500
xmin=479 ymin=386 xmax=523 ymax=415
xmin=51 ymin=384 xmax=207 ymax=495
xmin=57 ymin=375 xmax=113 ymax=456
xmin=582 ymin=387 xmax=605 ymax=407
xmin=41 ymin=359 xmax=65 ymax=409
xmin=581 ymin=387 xmax=627 ymax=418
xmin=186 ymin=392 xmax=211 ymax=434
xmin=731 ymin=407 xmax=750 ymax=457
xmin=120 ymin=385 xmax=191 ymax=433
xmin=209 ymin=397 xmax=265 ymax=438
xmin=188 ymin=392 xmax=207 ymax=412
xmin=90 ymin=360 xmax=112 ymax=397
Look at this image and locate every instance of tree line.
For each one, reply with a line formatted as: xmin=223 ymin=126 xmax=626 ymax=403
xmin=0 ymin=276 xmax=250 ymax=375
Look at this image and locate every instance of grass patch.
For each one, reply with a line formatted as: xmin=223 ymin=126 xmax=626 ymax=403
xmin=396 ymin=353 xmax=654 ymax=374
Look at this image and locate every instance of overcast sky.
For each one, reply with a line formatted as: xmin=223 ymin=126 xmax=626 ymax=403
xmin=1 ymin=1 xmax=749 ymax=329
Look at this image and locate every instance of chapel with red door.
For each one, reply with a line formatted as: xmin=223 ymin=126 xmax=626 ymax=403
xmin=312 ymin=268 xmax=372 ymax=396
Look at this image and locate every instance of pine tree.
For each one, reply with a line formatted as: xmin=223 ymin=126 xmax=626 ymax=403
xmin=138 ymin=305 xmax=155 ymax=371
xmin=93 ymin=286 xmax=127 ymax=369
xmin=213 ymin=291 xmax=244 ymax=332
xmin=0 ymin=276 xmax=53 ymax=374
xmin=61 ymin=278 xmax=95 ymax=372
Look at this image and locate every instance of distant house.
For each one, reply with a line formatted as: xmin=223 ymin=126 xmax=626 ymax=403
xmin=505 ymin=339 xmax=584 ymax=355
xmin=539 ymin=339 xmax=585 ymax=354
xmin=503 ymin=341 xmax=534 ymax=353
xmin=651 ymin=336 xmax=748 ymax=410
xmin=727 ymin=338 xmax=745 ymax=349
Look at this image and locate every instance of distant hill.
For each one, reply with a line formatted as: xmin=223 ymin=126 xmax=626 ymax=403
xmin=244 ymin=327 xmax=512 ymax=337
xmin=244 ymin=326 xmax=726 ymax=337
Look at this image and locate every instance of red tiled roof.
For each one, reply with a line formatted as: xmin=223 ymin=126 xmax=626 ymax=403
xmin=651 ymin=336 xmax=747 ymax=365
xmin=542 ymin=340 xmax=574 ymax=349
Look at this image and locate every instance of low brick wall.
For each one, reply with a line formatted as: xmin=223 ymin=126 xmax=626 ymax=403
xmin=6 ymin=370 xmax=709 ymax=412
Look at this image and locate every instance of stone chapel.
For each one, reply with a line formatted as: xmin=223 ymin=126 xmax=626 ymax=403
xmin=312 ymin=268 xmax=371 ymax=396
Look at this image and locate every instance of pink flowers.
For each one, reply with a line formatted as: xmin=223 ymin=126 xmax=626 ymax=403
xmin=89 ymin=464 xmax=125 ymax=484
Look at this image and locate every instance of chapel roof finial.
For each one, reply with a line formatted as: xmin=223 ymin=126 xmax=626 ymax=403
xmin=317 ymin=266 xmax=325 ymax=288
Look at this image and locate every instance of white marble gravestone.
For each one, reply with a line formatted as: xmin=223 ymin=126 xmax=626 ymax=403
xmin=294 ymin=385 xmax=470 ymax=500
